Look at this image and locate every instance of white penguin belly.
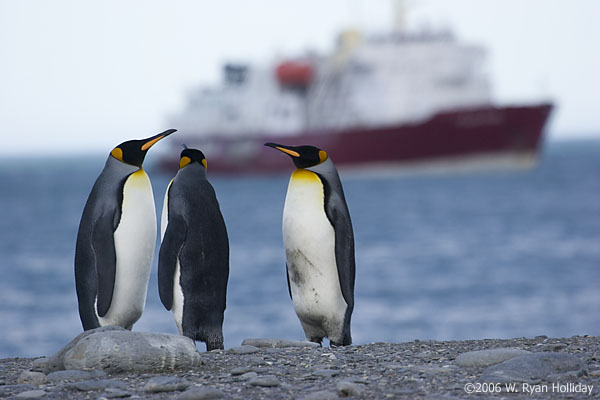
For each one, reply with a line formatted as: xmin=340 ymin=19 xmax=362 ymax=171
xmin=160 ymin=179 xmax=173 ymax=241
xmin=160 ymin=179 xmax=184 ymax=335
xmin=98 ymin=169 xmax=156 ymax=329
xmin=283 ymin=169 xmax=347 ymax=337
xmin=172 ymin=257 xmax=184 ymax=334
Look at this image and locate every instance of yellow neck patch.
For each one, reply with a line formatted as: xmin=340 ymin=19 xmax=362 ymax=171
xmin=201 ymin=159 xmax=207 ymax=169
xmin=291 ymin=168 xmax=320 ymax=182
xmin=111 ymin=147 xmax=123 ymax=161
xmin=179 ymin=156 xmax=191 ymax=169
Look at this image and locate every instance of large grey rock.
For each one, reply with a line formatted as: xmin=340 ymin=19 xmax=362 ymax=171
xmin=455 ymin=347 xmax=531 ymax=367
xmin=62 ymin=330 xmax=202 ymax=373
xmin=46 ymin=326 xmax=127 ymax=372
xmin=479 ymin=353 xmax=588 ymax=384
xmin=242 ymin=338 xmax=320 ymax=348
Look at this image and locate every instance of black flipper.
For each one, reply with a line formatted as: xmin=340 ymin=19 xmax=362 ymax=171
xmin=320 ymin=177 xmax=355 ymax=310
xmin=93 ymin=211 xmax=118 ymax=317
xmin=285 ymin=263 xmax=293 ymax=300
xmin=158 ymin=214 xmax=187 ymax=310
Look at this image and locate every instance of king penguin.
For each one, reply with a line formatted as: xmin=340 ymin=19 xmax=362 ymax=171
xmin=265 ymin=142 xmax=355 ymax=346
xmin=74 ymin=129 xmax=176 ymax=331
xmin=158 ymin=147 xmax=229 ymax=351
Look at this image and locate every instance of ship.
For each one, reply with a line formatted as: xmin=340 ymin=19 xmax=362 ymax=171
xmin=160 ymin=25 xmax=553 ymax=175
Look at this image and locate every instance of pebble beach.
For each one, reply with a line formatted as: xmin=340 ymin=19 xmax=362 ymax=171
xmin=1 ymin=331 xmax=599 ymax=399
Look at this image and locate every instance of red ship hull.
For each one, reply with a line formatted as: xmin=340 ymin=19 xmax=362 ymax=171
xmin=159 ymin=103 xmax=553 ymax=174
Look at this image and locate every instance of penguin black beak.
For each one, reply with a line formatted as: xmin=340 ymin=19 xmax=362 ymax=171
xmin=141 ymin=129 xmax=177 ymax=151
xmin=264 ymin=142 xmax=300 ymax=158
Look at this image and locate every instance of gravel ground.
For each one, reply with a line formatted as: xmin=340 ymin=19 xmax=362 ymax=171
xmin=1 ymin=335 xmax=599 ymax=399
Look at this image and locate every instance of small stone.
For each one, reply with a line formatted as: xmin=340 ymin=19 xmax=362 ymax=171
xmin=0 ymin=384 xmax=36 ymax=394
xmin=249 ymin=375 xmax=280 ymax=387
xmin=177 ymin=387 xmax=225 ymax=399
xmin=228 ymin=345 xmax=260 ymax=354
xmin=411 ymin=364 xmax=459 ymax=374
xmin=301 ymin=390 xmax=338 ymax=400
xmin=455 ymin=348 xmax=531 ymax=367
xmin=312 ymin=369 xmax=340 ymax=377
xmin=239 ymin=372 xmax=258 ymax=380
xmin=17 ymin=371 xmax=48 ymax=385
xmin=103 ymin=388 xmax=132 ymax=398
xmin=245 ymin=356 xmax=265 ymax=365
xmin=30 ymin=358 xmax=50 ymax=373
xmin=265 ymin=348 xmax=284 ymax=353
xmin=231 ymin=366 xmax=255 ymax=375
xmin=68 ymin=378 xmax=127 ymax=391
xmin=337 ymin=380 xmax=363 ymax=397
xmin=144 ymin=376 xmax=190 ymax=393
xmin=242 ymin=338 xmax=320 ymax=348
xmin=590 ymin=370 xmax=600 ymax=377
xmin=536 ymin=342 xmax=568 ymax=351
xmin=16 ymin=390 xmax=46 ymax=399
xmin=47 ymin=369 xmax=107 ymax=382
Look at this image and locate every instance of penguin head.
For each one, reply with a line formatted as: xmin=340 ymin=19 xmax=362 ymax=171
xmin=110 ymin=129 xmax=177 ymax=167
xmin=179 ymin=145 xmax=207 ymax=170
xmin=264 ymin=142 xmax=328 ymax=169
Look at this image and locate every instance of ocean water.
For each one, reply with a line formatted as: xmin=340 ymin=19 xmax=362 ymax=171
xmin=1 ymin=139 xmax=599 ymax=358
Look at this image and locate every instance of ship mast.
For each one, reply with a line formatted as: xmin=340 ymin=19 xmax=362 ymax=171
xmin=393 ymin=0 xmax=406 ymax=34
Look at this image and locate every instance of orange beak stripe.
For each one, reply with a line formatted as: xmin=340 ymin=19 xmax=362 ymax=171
xmin=141 ymin=135 xmax=165 ymax=151
xmin=276 ymin=146 xmax=300 ymax=158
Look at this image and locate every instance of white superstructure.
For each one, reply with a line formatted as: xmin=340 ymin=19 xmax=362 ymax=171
xmin=170 ymin=29 xmax=492 ymax=137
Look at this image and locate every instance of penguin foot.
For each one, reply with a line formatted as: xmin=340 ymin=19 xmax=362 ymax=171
xmin=206 ymin=340 xmax=224 ymax=351
xmin=330 ymin=341 xmax=349 ymax=348
xmin=309 ymin=337 xmax=323 ymax=346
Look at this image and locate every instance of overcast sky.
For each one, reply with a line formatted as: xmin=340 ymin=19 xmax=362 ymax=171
xmin=1 ymin=0 xmax=599 ymax=156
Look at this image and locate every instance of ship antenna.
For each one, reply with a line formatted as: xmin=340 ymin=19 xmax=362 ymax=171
xmin=393 ymin=0 xmax=405 ymax=34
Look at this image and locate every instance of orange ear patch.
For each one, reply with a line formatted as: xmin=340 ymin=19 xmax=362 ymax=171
xmin=111 ymin=147 xmax=123 ymax=161
xmin=179 ymin=156 xmax=191 ymax=169
xmin=318 ymin=150 xmax=328 ymax=163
